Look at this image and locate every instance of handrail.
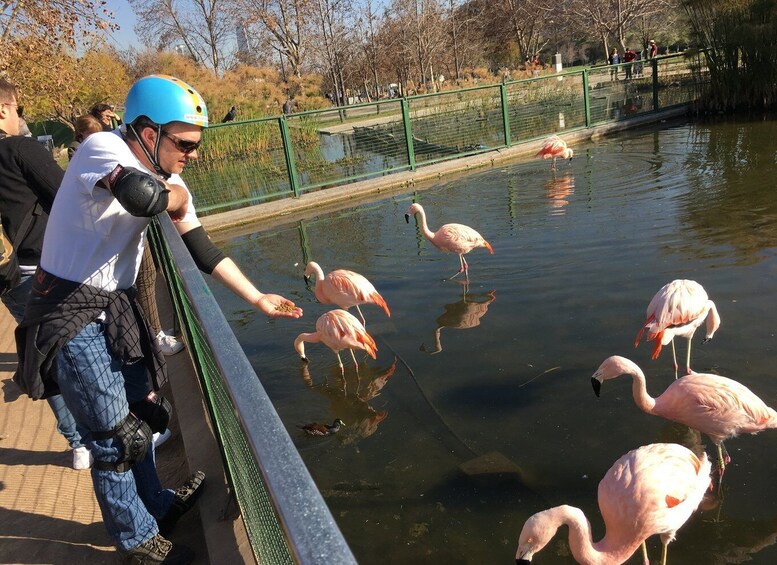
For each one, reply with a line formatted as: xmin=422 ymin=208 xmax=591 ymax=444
xmin=154 ymin=214 xmax=357 ymax=565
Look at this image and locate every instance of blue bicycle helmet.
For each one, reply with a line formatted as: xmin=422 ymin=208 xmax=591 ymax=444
xmin=124 ymin=75 xmax=208 ymax=127
xmin=123 ymin=75 xmax=208 ymax=178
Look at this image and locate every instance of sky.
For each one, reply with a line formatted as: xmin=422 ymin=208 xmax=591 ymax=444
xmin=102 ymin=0 xmax=141 ymax=51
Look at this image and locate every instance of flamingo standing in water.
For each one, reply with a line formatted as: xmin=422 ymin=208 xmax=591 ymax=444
xmin=535 ymin=135 xmax=574 ymax=170
xmin=635 ymin=279 xmax=721 ymax=378
xmin=294 ymin=309 xmax=377 ymax=374
xmin=516 ymin=443 xmax=711 ymax=565
xmin=405 ymin=202 xmax=494 ymax=280
xmin=591 ymin=355 xmax=777 ymax=478
xmin=304 ymin=261 xmax=390 ymax=326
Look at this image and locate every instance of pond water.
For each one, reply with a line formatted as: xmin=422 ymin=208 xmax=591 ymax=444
xmin=208 ymin=116 xmax=777 ymax=564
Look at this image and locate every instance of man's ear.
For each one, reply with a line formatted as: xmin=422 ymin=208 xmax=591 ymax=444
xmin=139 ymin=124 xmax=158 ymax=147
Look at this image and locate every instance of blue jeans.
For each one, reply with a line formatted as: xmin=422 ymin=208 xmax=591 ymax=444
xmin=54 ymin=321 xmax=174 ymax=550
xmin=2 ymin=274 xmax=83 ymax=449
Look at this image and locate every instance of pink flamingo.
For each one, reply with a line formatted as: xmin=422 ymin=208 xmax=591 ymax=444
xmin=404 ymin=202 xmax=494 ymax=280
xmin=635 ymin=279 xmax=721 ymax=378
xmin=535 ymin=135 xmax=574 ymax=170
xmin=304 ymin=261 xmax=390 ymax=326
xmin=294 ymin=309 xmax=377 ymax=374
xmin=516 ymin=443 xmax=711 ymax=565
xmin=591 ymin=355 xmax=777 ymax=478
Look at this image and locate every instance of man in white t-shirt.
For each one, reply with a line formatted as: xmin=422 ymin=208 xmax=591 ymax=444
xmin=17 ymin=75 xmax=302 ymax=564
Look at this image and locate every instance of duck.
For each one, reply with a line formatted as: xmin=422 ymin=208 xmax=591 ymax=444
xmin=300 ymin=419 xmax=346 ymax=436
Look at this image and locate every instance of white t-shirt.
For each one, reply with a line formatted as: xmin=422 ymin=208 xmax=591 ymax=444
xmin=41 ymin=131 xmax=197 ymax=291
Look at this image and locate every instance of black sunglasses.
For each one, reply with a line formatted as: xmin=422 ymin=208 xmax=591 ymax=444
xmin=161 ymin=130 xmax=201 ymax=154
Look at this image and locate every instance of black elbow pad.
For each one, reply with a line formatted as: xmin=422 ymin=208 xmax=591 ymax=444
xmin=107 ymin=165 xmax=169 ymax=217
xmin=181 ymin=226 xmax=226 ymax=274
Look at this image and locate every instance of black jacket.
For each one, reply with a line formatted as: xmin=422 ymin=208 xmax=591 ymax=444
xmin=0 ymin=129 xmax=64 ymax=267
xmin=14 ymin=269 xmax=166 ymax=399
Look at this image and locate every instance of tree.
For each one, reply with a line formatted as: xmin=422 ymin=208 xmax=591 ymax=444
xmin=567 ymin=0 xmax=672 ymax=60
xmin=236 ymin=0 xmax=311 ymax=78
xmin=130 ymin=0 xmax=235 ymax=75
xmin=8 ymin=46 xmax=129 ymax=128
xmin=1 ymin=0 xmax=116 ymax=73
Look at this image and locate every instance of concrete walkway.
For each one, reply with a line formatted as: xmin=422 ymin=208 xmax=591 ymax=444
xmin=0 ymin=279 xmax=251 ymax=564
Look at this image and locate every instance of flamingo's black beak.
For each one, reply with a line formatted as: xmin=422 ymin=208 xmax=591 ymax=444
xmin=300 ymin=356 xmax=309 ymax=364
xmin=405 ymin=213 xmax=411 ymax=223
xmin=591 ymin=377 xmax=602 ymax=397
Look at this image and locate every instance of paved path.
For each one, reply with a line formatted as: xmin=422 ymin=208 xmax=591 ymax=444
xmin=0 ymin=295 xmax=211 ymax=564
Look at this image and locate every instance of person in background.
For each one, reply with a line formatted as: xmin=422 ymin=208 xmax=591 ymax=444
xmin=0 ymin=78 xmax=91 ymax=470
xmin=14 ymin=74 xmax=302 ymax=563
xmin=68 ymin=114 xmax=103 ymax=160
xmin=609 ymin=48 xmax=620 ymax=81
xmin=623 ymin=47 xmax=637 ymax=80
xmin=89 ymin=102 xmax=121 ymax=131
xmin=648 ymin=39 xmax=659 ymax=59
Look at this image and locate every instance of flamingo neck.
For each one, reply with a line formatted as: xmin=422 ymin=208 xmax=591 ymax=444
xmin=629 ymin=367 xmax=657 ymax=414
xmin=294 ymin=332 xmax=321 ymax=357
xmin=705 ymin=300 xmax=720 ymax=339
xmin=414 ymin=208 xmax=437 ymax=242
xmin=554 ymin=507 xmax=640 ymax=565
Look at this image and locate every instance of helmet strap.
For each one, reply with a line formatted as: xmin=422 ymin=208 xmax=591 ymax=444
xmin=126 ymin=122 xmax=172 ymax=180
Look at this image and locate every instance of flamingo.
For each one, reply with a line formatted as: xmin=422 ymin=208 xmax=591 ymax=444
xmin=591 ymin=355 xmax=777 ymax=478
xmin=635 ymin=279 xmax=721 ymax=378
xmin=294 ymin=309 xmax=377 ymax=374
xmin=304 ymin=261 xmax=390 ymax=327
xmin=404 ymin=202 xmax=494 ymax=280
xmin=516 ymin=443 xmax=711 ymax=565
xmin=535 ymin=135 xmax=574 ymax=170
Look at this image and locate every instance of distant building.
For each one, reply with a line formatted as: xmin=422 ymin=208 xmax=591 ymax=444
xmin=236 ymin=25 xmax=251 ymax=55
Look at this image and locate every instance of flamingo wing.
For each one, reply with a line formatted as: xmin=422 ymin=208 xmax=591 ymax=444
xmin=317 ymin=309 xmax=378 ymax=358
xmin=654 ymin=374 xmax=777 ymax=441
xmin=536 ymin=136 xmax=568 ymax=158
xmin=598 ymin=444 xmax=710 ymax=547
xmin=646 ymin=280 xmax=709 ymax=332
xmin=434 ymin=223 xmax=487 ymax=254
xmin=325 ymin=269 xmax=391 ymax=316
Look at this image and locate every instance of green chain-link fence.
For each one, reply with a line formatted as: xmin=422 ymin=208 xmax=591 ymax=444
xmin=148 ymin=217 xmax=357 ymax=565
xmin=185 ymin=53 xmax=706 ymax=215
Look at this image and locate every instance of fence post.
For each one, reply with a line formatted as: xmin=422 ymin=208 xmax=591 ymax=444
xmin=279 ymin=116 xmax=300 ymax=197
xmin=652 ymin=58 xmax=660 ymax=111
xmin=582 ymin=69 xmax=591 ymax=127
xmin=401 ymin=98 xmax=417 ymax=171
xmin=500 ymin=83 xmax=512 ymax=147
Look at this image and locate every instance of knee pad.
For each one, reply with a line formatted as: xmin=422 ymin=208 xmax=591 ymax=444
xmin=92 ymin=413 xmax=152 ymax=473
xmin=129 ymin=391 xmax=172 ymax=434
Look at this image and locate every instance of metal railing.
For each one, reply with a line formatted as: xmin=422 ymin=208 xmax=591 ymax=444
xmin=148 ymin=215 xmax=357 ymax=565
xmin=185 ymin=52 xmax=705 ymax=216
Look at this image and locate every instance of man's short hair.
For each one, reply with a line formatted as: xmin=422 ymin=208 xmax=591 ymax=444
xmin=0 ymin=78 xmax=18 ymax=104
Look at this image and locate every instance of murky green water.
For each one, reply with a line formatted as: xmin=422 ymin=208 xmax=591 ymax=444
xmin=208 ymin=116 xmax=777 ymax=564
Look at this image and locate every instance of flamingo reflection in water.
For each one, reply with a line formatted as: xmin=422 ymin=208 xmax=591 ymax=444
xmin=301 ymin=358 xmax=397 ymax=442
xmin=420 ymin=287 xmax=496 ymax=354
xmin=545 ymin=173 xmax=575 ymax=214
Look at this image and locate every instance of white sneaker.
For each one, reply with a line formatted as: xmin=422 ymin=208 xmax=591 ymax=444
xmin=72 ymin=446 xmax=93 ymax=470
xmin=153 ymin=428 xmax=172 ymax=449
xmin=156 ymin=330 xmax=184 ymax=356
